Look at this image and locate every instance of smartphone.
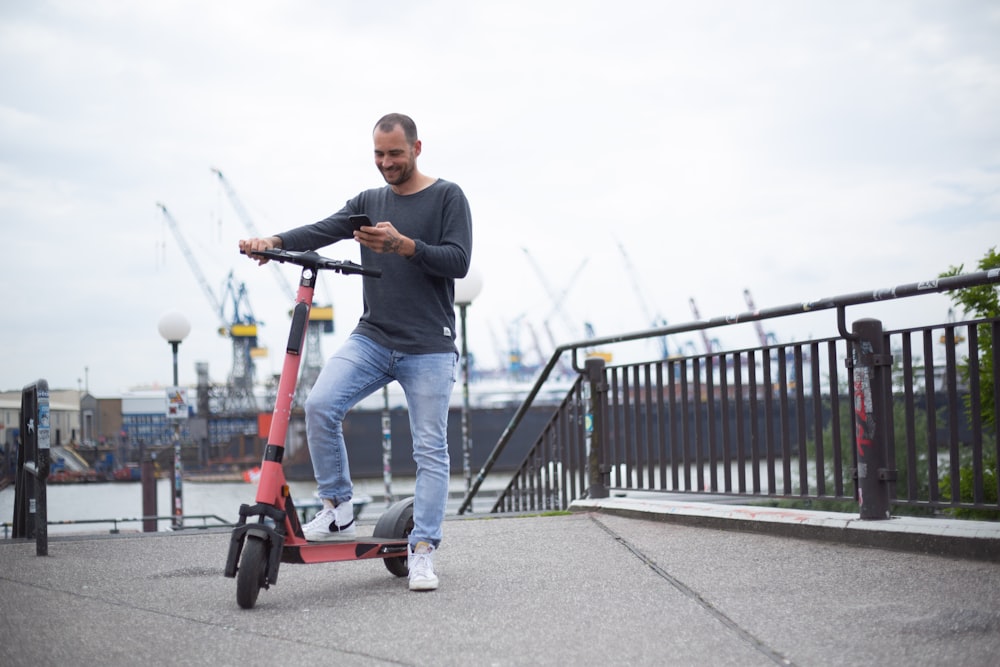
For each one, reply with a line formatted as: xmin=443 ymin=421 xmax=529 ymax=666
xmin=349 ymin=214 xmax=372 ymax=231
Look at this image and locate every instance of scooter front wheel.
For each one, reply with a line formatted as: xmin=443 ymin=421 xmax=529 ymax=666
xmin=372 ymin=497 xmax=414 ymax=577
xmin=236 ymin=536 xmax=268 ymax=609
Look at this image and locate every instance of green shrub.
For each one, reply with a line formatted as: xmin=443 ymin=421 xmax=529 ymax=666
xmin=938 ymin=453 xmax=999 ymax=520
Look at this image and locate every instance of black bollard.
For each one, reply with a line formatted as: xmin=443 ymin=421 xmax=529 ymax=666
xmin=141 ymin=454 xmax=157 ymax=532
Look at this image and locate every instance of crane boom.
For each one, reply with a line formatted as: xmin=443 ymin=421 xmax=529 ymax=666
xmin=158 ymin=201 xmax=259 ymax=411
xmin=541 ymin=258 xmax=589 ymax=330
xmin=618 ymin=242 xmax=671 ymax=358
xmin=158 ymin=202 xmax=226 ymax=327
xmin=211 ymin=168 xmax=296 ymax=303
xmin=743 ymin=289 xmax=777 ymax=347
xmin=521 ymin=247 xmax=585 ymax=341
xmin=211 ymin=167 xmax=335 ymax=406
xmin=688 ymin=297 xmax=715 ymax=354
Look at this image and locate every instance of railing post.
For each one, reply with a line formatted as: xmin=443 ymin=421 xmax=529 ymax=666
xmin=849 ymin=318 xmax=895 ymax=520
xmin=585 ymin=357 xmax=610 ymax=499
xmin=13 ymin=380 xmax=50 ymax=555
xmin=142 ymin=453 xmax=158 ymax=532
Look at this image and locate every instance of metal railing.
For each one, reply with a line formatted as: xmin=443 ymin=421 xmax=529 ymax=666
xmin=1 ymin=514 xmax=234 ymax=539
xmin=459 ymin=269 xmax=1000 ymax=517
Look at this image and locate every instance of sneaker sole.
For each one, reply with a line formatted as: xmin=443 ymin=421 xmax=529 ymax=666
xmin=409 ymin=578 xmax=439 ymax=592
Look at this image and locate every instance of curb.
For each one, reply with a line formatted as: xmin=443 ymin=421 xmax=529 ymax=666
xmin=570 ymin=496 xmax=1000 ymax=563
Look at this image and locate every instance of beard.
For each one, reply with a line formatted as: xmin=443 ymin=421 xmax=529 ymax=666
xmin=380 ymin=160 xmax=414 ymax=186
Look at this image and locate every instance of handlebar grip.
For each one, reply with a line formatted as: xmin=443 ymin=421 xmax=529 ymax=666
xmin=239 ymin=248 xmax=284 ymax=261
xmin=351 ymin=264 xmax=382 ymax=278
xmin=322 ymin=258 xmax=382 ymax=278
xmin=241 ymin=247 xmax=381 ymax=277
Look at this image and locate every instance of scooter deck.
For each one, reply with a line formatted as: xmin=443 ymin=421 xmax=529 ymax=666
xmin=281 ymin=537 xmax=409 ymax=565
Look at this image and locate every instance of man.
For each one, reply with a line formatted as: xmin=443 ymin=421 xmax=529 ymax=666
xmin=238 ymin=113 xmax=472 ymax=592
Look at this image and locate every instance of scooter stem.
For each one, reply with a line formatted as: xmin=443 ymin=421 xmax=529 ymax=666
xmin=255 ymin=267 xmax=316 ymax=505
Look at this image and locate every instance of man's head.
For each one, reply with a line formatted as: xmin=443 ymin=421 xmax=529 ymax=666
xmin=373 ymin=113 xmax=421 ymax=189
xmin=374 ymin=113 xmax=418 ymax=145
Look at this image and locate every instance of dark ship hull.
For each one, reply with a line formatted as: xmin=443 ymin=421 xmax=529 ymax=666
xmin=281 ymin=404 xmax=559 ymax=481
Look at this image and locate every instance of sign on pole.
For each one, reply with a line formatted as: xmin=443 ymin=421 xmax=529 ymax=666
xmin=166 ymin=387 xmax=189 ymax=421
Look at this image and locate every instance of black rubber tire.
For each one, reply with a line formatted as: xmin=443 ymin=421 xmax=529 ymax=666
xmin=236 ymin=536 xmax=267 ymax=609
xmin=372 ymin=497 xmax=414 ymax=577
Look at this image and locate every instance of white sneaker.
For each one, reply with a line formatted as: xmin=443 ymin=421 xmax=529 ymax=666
xmin=302 ymin=500 xmax=356 ymax=541
xmin=408 ymin=541 xmax=439 ymax=591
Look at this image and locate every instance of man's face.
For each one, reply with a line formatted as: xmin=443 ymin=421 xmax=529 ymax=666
xmin=374 ymin=125 xmax=420 ymax=187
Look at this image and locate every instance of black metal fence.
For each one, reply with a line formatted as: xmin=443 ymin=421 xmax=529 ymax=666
xmin=460 ymin=270 xmax=1000 ymax=518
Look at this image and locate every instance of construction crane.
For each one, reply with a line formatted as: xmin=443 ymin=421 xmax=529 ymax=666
xmin=506 ymin=315 xmax=527 ymax=379
xmin=939 ymin=308 xmax=966 ymax=345
xmin=520 ymin=248 xmax=587 ymax=342
xmin=688 ymin=298 xmax=718 ymax=355
xmin=520 ymin=248 xmax=589 ymax=375
xmin=158 ymin=202 xmax=260 ymax=412
xmin=487 ymin=323 xmax=511 ymax=377
xmin=743 ymin=289 xmax=779 ymax=347
xmin=211 ymin=167 xmax=333 ymax=405
xmin=617 ymin=242 xmax=674 ymax=359
xmin=211 ymin=168 xmax=295 ymax=302
xmin=742 ymin=288 xmax=809 ymax=384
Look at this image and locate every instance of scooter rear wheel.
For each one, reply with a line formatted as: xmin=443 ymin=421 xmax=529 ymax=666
xmin=372 ymin=497 xmax=414 ymax=577
xmin=236 ymin=536 xmax=268 ymax=609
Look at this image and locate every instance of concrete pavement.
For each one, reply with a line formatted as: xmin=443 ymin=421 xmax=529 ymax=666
xmin=1 ymin=499 xmax=999 ymax=666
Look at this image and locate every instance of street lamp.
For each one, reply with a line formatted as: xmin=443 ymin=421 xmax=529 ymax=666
xmin=455 ymin=266 xmax=484 ymax=510
xmin=158 ymin=311 xmax=190 ymax=530
xmin=158 ymin=312 xmax=191 ymax=386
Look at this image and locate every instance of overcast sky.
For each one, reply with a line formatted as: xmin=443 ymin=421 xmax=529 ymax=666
xmin=2 ymin=1 xmax=998 ymax=396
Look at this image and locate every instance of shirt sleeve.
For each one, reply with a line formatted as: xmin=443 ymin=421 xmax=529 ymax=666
xmin=406 ymin=184 xmax=472 ymax=279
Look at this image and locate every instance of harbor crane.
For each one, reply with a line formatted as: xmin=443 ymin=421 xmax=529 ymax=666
xmin=939 ymin=308 xmax=966 ymax=345
xmin=158 ymin=202 xmax=260 ymax=412
xmin=503 ymin=314 xmax=546 ymax=381
xmin=211 ymin=167 xmax=334 ymax=405
xmin=520 ymin=248 xmax=587 ymax=344
xmin=520 ymin=248 xmax=588 ymax=375
xmin=617 ymin=242 xmax=674 ymax=359
xmin=742 ymin=289 xmax=779 ymax=347
xmin=688 ymin=298 xmax=720 ymax=355
xmin=742 ymin=288 xmax=808 ymax=379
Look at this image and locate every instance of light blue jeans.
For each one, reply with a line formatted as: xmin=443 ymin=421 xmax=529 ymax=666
xmin=304 ymin=334 xmax=456 ymax=548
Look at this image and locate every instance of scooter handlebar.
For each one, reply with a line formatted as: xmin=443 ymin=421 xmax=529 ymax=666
xmin=242 ymin=248 xmax=382 ymax=278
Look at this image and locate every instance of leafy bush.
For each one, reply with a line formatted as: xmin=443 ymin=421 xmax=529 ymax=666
xmin=938 ymin=452 xmax=999 ymax=520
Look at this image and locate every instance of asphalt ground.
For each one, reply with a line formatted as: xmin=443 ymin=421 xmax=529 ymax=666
xmin=1 ymin=498 xmax=999 ymax=667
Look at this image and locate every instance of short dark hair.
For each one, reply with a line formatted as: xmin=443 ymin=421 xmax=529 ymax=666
xmin=374 ymin=113 xmax=418 ymax=145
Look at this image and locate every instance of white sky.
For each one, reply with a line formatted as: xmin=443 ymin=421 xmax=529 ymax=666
xmin=1 ymin=0 xmax=998 ymax=396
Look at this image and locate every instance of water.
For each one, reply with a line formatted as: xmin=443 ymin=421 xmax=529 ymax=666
xmin=0 ymin=475 xmax=494 ymax=537
xmin=0 ymin=479 xmax=283 ymax=536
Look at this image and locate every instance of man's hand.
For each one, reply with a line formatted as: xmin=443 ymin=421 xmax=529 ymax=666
xmin=238 ymin=236 xmax=282 ymax=265
xmin=355 ymin=222 xmax=415 ymax=257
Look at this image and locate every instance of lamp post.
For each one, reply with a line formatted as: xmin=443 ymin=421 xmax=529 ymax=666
xmin=455 ymin=267 xmax=484 ymax=510
xmin=158 ymin=311 xmax=190 ymax=530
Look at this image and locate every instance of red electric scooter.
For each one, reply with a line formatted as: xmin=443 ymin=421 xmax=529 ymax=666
xmin=224 ymin=248 xmax=414 ymax=610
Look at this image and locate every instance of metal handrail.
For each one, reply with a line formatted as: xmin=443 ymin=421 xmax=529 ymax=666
xmin=458 ymin=268 xmax=1000 ymax=514
xmin=1 ymin=514 xmax=234 ymax=538
xmin=569 ymin=269 xmax=1000 ymax=367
